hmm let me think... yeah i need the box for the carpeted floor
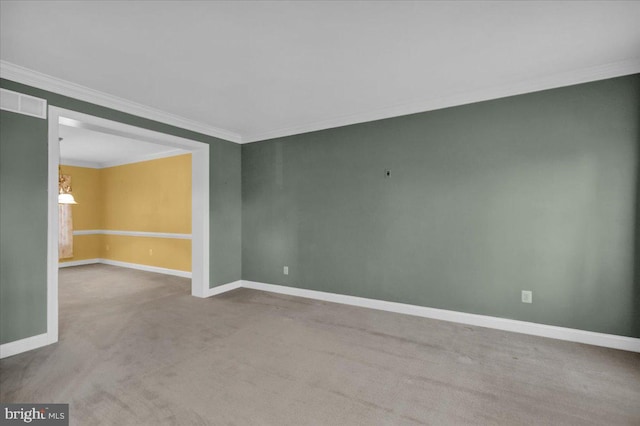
[1,264,639,425]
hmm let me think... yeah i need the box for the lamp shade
[58,193,78,204]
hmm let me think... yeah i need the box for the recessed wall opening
[47,107,210,344]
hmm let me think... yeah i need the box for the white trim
[59,158,102,169]
[72,230,99,235]
[99,259,191,278]
[99,149,188,168]
[241,58,640,143]
[47,111,60,345]
[72,230,192,239]
[2,60,242,143]
[47,106,210,350]
[4,59,639,144]
[0,276,240,358]
[203,280,243,297]
[57,258,189,277]
[58,258,100,268]
[0,333,54,359]
[190,141,210,297]
[238,281,640,353]
[55,109,210,151]
[60,148,188,169]
[8,274,636,359]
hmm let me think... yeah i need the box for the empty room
[0,1,639,425]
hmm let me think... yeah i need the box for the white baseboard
[58,258,191,278]
[99,259,191,278]
[8,277,637,359]
[3,260,192,358]
[58,258,101,268]
[1,278,241,357]
[0,333,55,359]
[202,280,243,298]
[237,280,640,353]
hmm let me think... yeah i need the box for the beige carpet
[1,264,639,425]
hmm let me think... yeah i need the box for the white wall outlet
[283,266,289,275]
[521,290,532,304]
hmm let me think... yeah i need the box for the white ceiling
[2,1,640,143]
[59,124,186,168]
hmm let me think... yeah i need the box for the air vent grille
[0,88,47,119]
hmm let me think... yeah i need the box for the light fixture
[58,192,77,204]
[58,166,78,205]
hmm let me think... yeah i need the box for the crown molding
[241,58,640,143]
[60,148,188,169]
[60,158,101,168]
[99,148,187,168]
[0,61,242,143]
[3,58,639,145]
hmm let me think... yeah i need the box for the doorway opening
[47,107,210,344]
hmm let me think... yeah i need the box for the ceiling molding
[60,158,100,168]
[241,58,640,143]
[3,58,639,145]
[99,148,187,168]
[0,60,242,144]
[61,148,187,169]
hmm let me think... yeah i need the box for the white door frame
[47,106,210,344]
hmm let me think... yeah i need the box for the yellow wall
[102,154,191,233]
[66,234,102,261]
[59,154,192,272]
[102,235,191,272]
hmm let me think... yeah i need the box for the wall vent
[0,88,47,119]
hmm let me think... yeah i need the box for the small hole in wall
[385,169,391,177]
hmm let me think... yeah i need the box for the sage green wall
[0,79,242,345]
[0,111,49,343]
[242,75,640,338]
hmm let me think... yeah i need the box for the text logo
[1,404,68,425]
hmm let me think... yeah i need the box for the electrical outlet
[283,266,289,275]
[149,249,153,256]
[521,290,532,304]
